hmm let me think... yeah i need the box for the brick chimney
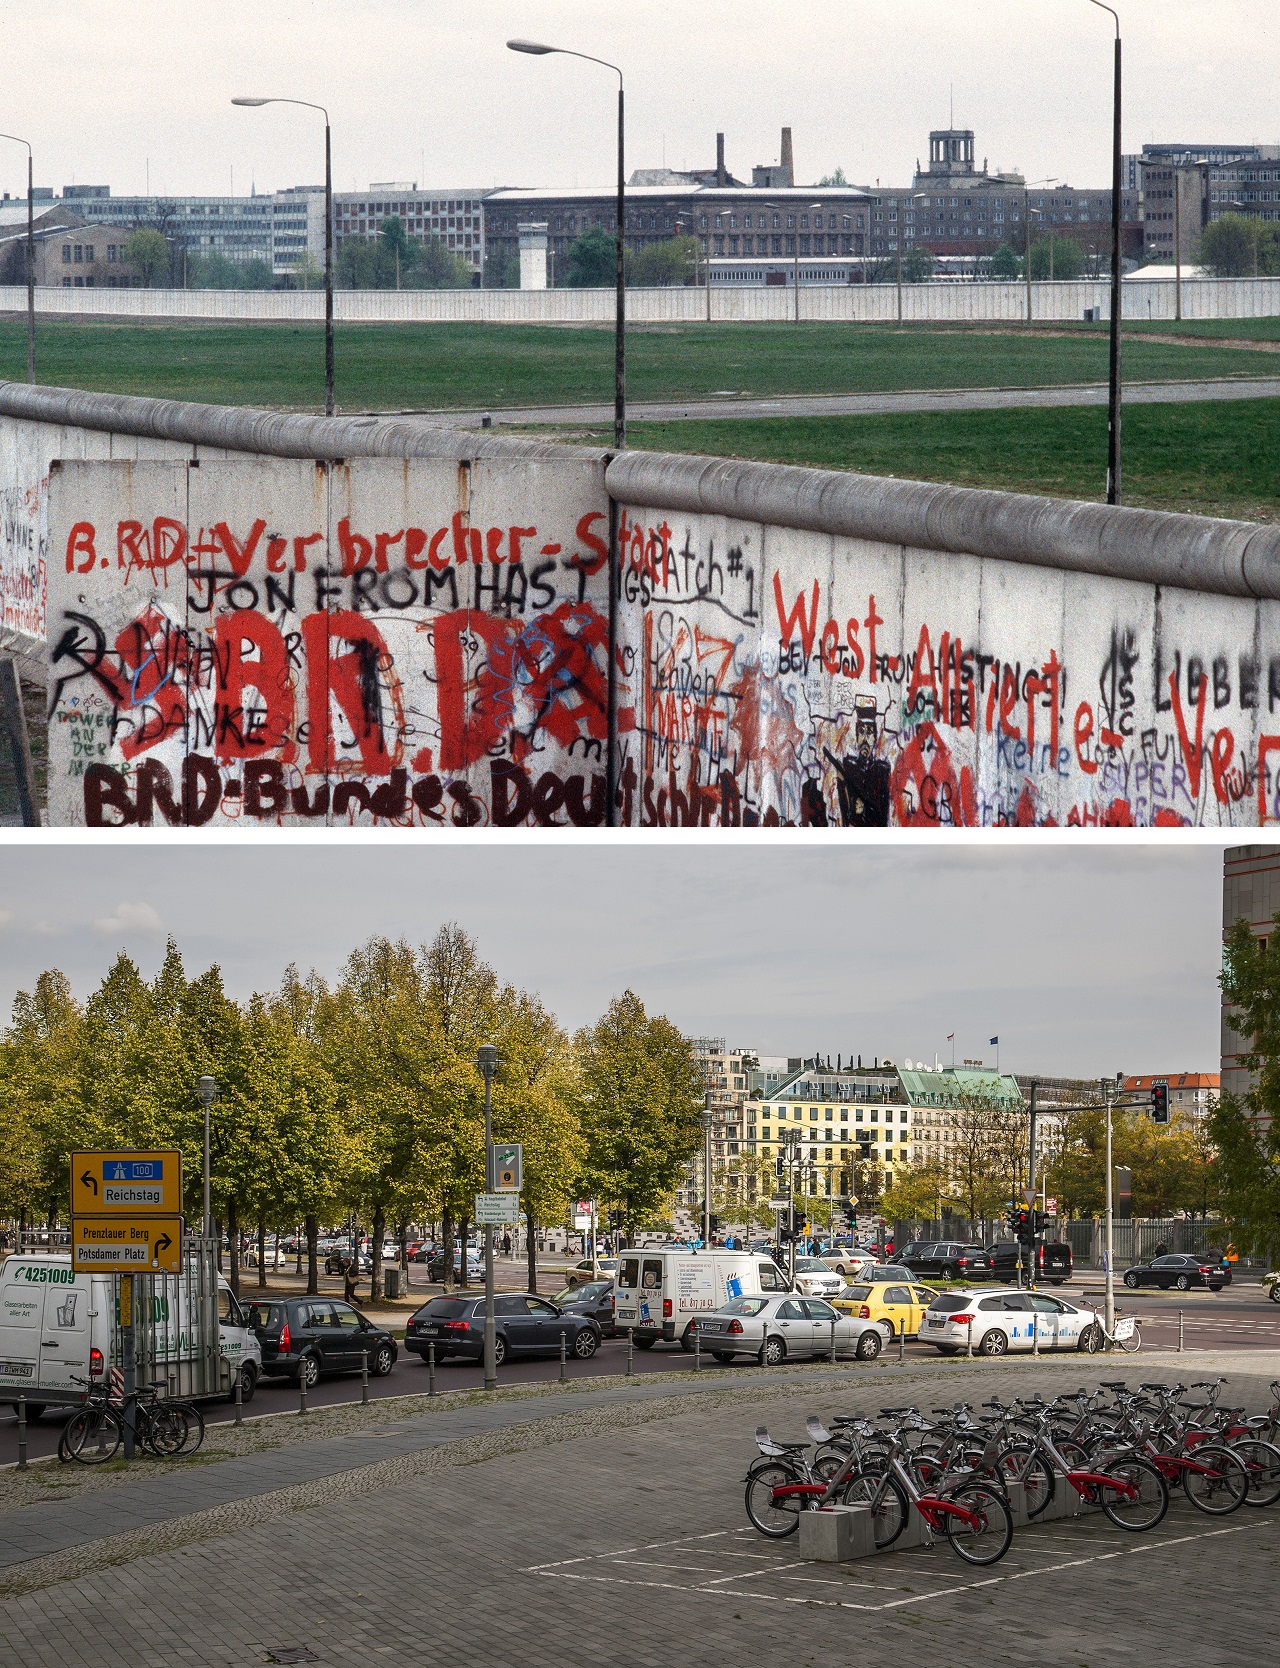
[716,132,727,187]
[780,126,794,186]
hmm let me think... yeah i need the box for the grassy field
[1118,317,1280,342]
[2,317,1279,412]
[556,397,1280,521]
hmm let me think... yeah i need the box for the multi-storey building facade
[751,1062,911,1204]
[1222,846,1280,1109]
[684,1038,757,1211]
[332,185,486,276]
[1124,1073,1219,1117]
[55,184,327,278]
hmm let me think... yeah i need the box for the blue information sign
[104,1159,164,1181]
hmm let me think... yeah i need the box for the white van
[0,1253,262,1414]
[614,1247,793,1349]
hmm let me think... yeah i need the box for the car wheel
[1077,1324,1100,1354]
[856,1329,882,1360]
[229,1362,257,1403]
[679,1326,697,1353]
[979,1328,1008,1357]
[1269,1285,1280,1304]
[1051,1280,1066,1287]
[633,1335,658,1349]
[759,1335,786,1367]
[297,1353,320,1388]
[936,1345,960,1356]
[371,1343,394,1377]
[14,1402,45,1419]
[492,1335,507,1367]
[711,1351,735,1363]
[881,1318,895,1337]
[1176,1274,1191,1291]
[573,1328,599,1360]
[1123,1271,1140,1289]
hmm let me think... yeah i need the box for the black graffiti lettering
[379,569,418,610]
[351,567,380,611]
[1187,656,1205,707]
[1240,657,1260,711]
[313,568,344,611]
[1213,656,1231,710]
[503,563,528,615]
[473,565,502,610]
[264,573,296,615]
[530,560,557,610]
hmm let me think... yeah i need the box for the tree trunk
[227,1198,241,1296]
[257,1214,268,1289]
[370,1204,386,1302]
[525,1212,538,1294]
[215,1216,224,1273]
[398,1217,410,1287]
[457,1215,471,1287]
[305,1213,319,1296]
[441,1208,455,1292]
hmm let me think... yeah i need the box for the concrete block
[893,1502,935,1550]
[798,1504,877,1562]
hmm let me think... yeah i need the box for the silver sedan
[692,1295,891,1366]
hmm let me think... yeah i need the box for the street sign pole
[477,1045,498,1392]
[120,1273,136,1461]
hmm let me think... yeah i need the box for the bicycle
[61,1377,194,1465]
[992,1399,1170,1531]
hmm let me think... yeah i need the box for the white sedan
[920,1288,1105,1356]
[692,1295,891,1365]
[791,1257,848,1298]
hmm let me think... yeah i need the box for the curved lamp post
[477,1044,499,1390]
[232,97,333,416]
[0,133,35,381]
[508,40,626,827]
[196,1075,218,1238]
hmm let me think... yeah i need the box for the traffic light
[775,1154,786,1179]
[709,1215,721,1235]
[1010,1208,1035,1246]
[1151,1080,1170,1124]
[1034,1210,1048,1236]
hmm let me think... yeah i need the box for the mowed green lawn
[1,317,1278,411]
[566,398,1280,521]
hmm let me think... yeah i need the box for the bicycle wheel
[1099,1457,1169,1531]
[839,1470,909,1548]
[172,1400,206,1455]
[1181,1445,1249,1516]
[63,1405,122,1465]
[145,1404,192,1456]
[994,1441,1055,1518]
[1118,1325,1142,1355]
[745,1463,806,1538]
[944,1481,1014,1567]
[1229,1438,1280,1508]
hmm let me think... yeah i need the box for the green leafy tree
[989,242,1022,279]
[901,244,935,284]
[1197,214,1275,277]
[1209,915,1280,1258]
[484,250,520,288]
[818,167,849,186]
[1030,236,1085,279]
[575,991,704,1235]
[189,252,244,290]
[881,1156,957,1223]
[290,250,323,290]
[565,226,616,287]
[238,257,276,290]
[124,228,170,287]
[629,235,699,287]
[408,235,473,289]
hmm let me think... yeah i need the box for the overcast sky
[0,2,1273,202]
[0,841,1231,1078]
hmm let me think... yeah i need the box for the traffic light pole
[1027,1081,1039,1289]
[1103,1077,1116,1334]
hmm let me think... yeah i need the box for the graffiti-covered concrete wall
[608,453,1280,827]
[8,381,1280,828]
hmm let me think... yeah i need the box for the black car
[985,1241,1072,1285]
[552,1279,617,1338]
[246,1297,398,1386]
[1123,1253,1231,1292]
[404,1293,601,1366]
[890,1241,993,1280]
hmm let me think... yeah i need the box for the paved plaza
[0,1349,1275,1668]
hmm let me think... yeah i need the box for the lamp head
[197,1074,218,1103]
[477,1043,499,1074]
[231,98,271,107]
[507,39,555,54]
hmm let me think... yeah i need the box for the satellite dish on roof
[904,1058,913,1070]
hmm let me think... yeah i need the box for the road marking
[525,1518,1269,1610]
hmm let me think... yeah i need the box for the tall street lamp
[509,39,626,831]
[477,1043,499,1391]
[0,134,35,382]
[232,97,333,417]
[1090,0,1124,504]
[508,40,625,447]
[674,212,711,322]
[196,1075,218,1238]
[701,1097,714,1248]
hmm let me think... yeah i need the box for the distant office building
[1124,1073,1219,1117]
[1222,846,1280,1110]
[332,186,487,276]
[29,223,146,288]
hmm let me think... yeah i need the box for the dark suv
[405,1293,601,1367]
[985,1241,1072,1285]
[246,1297,398,1387]
[890,1242,993,1280]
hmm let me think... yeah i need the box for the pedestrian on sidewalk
[343,1256,359,1305]
[502,1231,511,1258]
[1154,1239,1168,1259]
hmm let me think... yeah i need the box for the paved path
[395,375,1280,429]
[0,1349,1275,1668]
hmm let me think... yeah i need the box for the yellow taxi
[833,1279,939,1338]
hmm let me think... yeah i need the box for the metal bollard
[830,1318,838,1363]
[234,1370,243,1427]
[898,1324,905,1364]
[299,1373,309,1416]
[694,1325,702,1371]
[966,1317,974,1360]
[16,1395,27,1472]
[361,1350,370,1405]
[559,1330,568,1382]
[428,1341,437,1397]
[1033,1321,1040,1359]
[1178,1310,1184,1352]
[627,1328,635,1377]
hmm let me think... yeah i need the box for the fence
[2,275,1279,325]
[1060,1218,1269,1272]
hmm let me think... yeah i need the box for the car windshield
[418,1297,469,1319]
[721,1297,769,1315]
[843,1285,872,1300]
[795,1258,827,1271]
[246,1303,276,1329]
[928,1293,976,1313]
[553,1282,609,1302]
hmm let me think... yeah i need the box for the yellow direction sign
[71,1216,184,1274]
[71,1150,182,1216]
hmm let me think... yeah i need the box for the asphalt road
[2,1274,1276,1468]
[394,374,1280,428]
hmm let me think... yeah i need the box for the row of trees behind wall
[0,925,705,1300]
